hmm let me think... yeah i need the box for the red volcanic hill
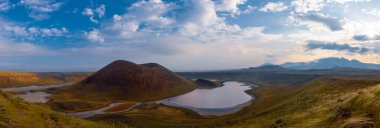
[67,60,197,101]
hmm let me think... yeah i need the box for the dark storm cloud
[306,40,370,54]
[352,35,380,41]
[299,13,344,31]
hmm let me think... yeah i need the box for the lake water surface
[157,81,255,115]
[17,91,52,103]
[1,83,74,92]
[67,102,141,118]
[1,83,74,103]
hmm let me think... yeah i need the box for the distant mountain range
[280,57,380,70]
[244,65,291,72]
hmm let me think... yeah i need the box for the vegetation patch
[88,76,380,128]
[104,103,135,113]
[0,91,113,128]
[47,100,108,112]
[195,79,222,88]
[0,71,90,88]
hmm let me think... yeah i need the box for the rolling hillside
[88,77,380,128]
[231,77,380,127]
[2,61,380,127]
[0,71,91,88]
[0,91,114,128]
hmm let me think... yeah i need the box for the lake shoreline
[1,81,257,118]
[153,81,256,116]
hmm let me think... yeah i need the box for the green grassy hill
[235,77,380,127]
[0,91,118,128]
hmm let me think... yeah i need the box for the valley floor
[1,71,380,128]
[86,77,380,128]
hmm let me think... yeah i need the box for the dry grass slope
[0,91,121,128]
[0,71,90,88]
[233,78,380,128]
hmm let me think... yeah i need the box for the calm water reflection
[17,91,51,103]
[1,83,73,103]
[158,81,256,115]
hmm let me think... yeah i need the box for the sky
[0,0,380,72]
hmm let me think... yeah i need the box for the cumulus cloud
[82,4,106,23]
[306,40,370,54]
[101,0,175,39]
[327,0,372,4]
[1,25,68,39]
[99,0,264,42]
[259,2,288,12]
[179,0,227,35]
[362,8,380,17]
[297,13,344,31]
[0,18,69,43]
[291,0,325,14]
[1,0,379,71]
[76,0,290,69]
[82,8,94,16]
[40,27,68,36]
[0,0,10,11]
[215,0,247,14]
[240,5,256,14]
[85,29,104,43]
[291,0,371,14]
[20,0,63,20]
